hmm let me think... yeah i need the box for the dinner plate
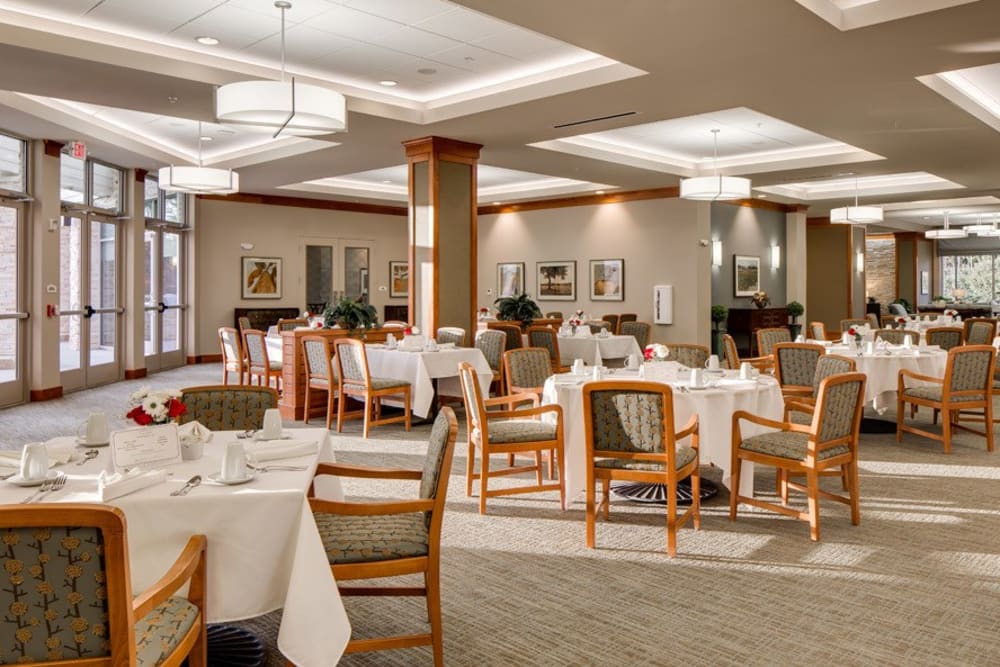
[76,437,110,447]
[6,470,61,487]
[252,431,292,442]
[687,385,710,391]
[208,472,256,486]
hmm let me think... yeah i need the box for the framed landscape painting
[389,261,408,298]
[242,257,281,299]
[590,258,624,301]
[497,262,525,297]
[734,255,760,297]
[537,261,576,301]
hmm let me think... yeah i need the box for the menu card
[110,423,183,472]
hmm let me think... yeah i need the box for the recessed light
[382,180,392,184]
[379,80,398,87]
[492,201,501,206]
[417,68,437,75]
[200,136,213,142]
[758,194,767,198]
[167,96,178,104]
[195,36,219,46]
[595,190,605,195]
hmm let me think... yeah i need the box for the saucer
[6,470,61,487]
[687,384,710,391]
[76,437,110,447]
[252,431,292,442]
[208,472,255,486]
[705,369,725,375]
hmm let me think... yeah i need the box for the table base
[611,480,719,505]
[207,624,266,667]
[860,417,897,434]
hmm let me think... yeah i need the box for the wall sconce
[770,244,780,270]
[712,240,722,267]
[856,251,864,273]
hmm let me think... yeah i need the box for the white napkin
[98,468,169,501]
[0,440,77,469]
[177,420,212,444]
[247,440,318,462]
[437,342,456,349]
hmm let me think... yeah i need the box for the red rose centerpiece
[127,387,186,426]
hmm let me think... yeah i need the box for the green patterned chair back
[219,326,242,364]
[302,335,334,381]
[436,327,466,347]
[601,314,620,334]
[620,321,650,348]
[488,323,523,353]
[756,328,791,356]
[585,387,667,454]
[504,347,552,393]
[527,327,560,368]
[179,385,279,430]
[334,338,369,386]
[588,321,612,335]
[238,316,251,332]
[946,345,995,394]
[840,318,869,332]
[774,343,824,389]
[874,328,919,346]
[475,330,506,371]
[277,318,308,331]
[243,329,269,367]
[458,362,486,436]
[721,334,740,370]
[812,355,856,397]
[670,344,709,369]
[812,373,865,445]
[964,319,996,346]
[809,321,827,341]
[926,326,963,350]
[619,313,637,326]
[419,409,459,529]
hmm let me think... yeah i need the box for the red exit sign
[68,141,87,160]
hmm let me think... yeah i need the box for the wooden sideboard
[727,307,789,356]
[234,307,300,331]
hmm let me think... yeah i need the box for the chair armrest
[781,387,813,397]
[133,534,207,621]
[313,462,422,480]
[898,369,943,386]
[674,413,699,443]
[732,410,811,434]
[309,498,434,516]
[484,392,539,409]
[486,403,562,422]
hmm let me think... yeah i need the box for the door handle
[158,302,168,314]
[83,305,96,319]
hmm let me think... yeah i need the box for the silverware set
[247,463,307,473]
[76,449,100,465]
[171,475,202,496]
[21,475,67,504]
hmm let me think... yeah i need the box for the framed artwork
[241,257,281,299]
[590,258,624,301]
[389,261,408,298]
[536,261,576,301]
[921,270,929,295]
[733,255,760,297]
[497,262,525,297]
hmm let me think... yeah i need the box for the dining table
[0,427,349,667]
[541,361,784,499]
[556,332,642,366]
[822,343,948,412]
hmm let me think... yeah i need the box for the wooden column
[402,136,482,338]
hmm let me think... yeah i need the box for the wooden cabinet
[727,307,789,356]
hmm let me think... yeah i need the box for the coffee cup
[20,442,48,482]
[260,408,283,440]
[739,362,753,380]
[181,440,204,461]
[626,354,640,370]
[572,358,585,375]
[690,368,705,388]
[77,411,109,444]
[705,354,720,371]
[221,442,247,482]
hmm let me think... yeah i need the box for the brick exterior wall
[866,236,896,316]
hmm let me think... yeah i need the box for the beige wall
[479,197,712,345]
[191,198,408,355]
[807,224,850,331]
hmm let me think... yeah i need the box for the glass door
[0,202,27,406]
[144,227,185,371]
[59,214,123,391]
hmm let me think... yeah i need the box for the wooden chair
[503,347,552,398]
[783,355,858,421]
[309,408,458,666]
[544,311,564,319]
[458,363,565,514]
[874,328,919,346]
[601,314,620,335]
[808,321,828,341]
[619,321,651,349]
[618,313,638,333]
[527,325,569,373]
[436,326,466,347]
[218,326,246,385]
[0,504,207,665]
[238,315,252,333]
[588,321,613,335]
[881,314,901,327]
[487,322,523,356]
[773,342,826,399]
[731,372,867,541]
[475,329,506,395]
[756,327,791,356]
[963,318,997,345]
[721,333,770,371]
[669,343,709,369]
[925,326,964,350]
[276,317,308,331]
[896,345,995,454]
[179,385,278,431]
[334,338,411,438]
[243,328,282,393]
[840,318,869,332]
[302,335,339,429]
[582,381,700,557]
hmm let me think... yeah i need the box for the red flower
[848,327,857,336]
[312,321,323,328]
[404,326,413,335]
[127,406,153,426]
[166,398,187,418]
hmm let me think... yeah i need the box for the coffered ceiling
[1,0,1000,232]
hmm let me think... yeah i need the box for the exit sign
[69,141,86,160]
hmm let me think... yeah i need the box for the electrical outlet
[378,285,387,291]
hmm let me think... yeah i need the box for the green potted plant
[494,293,542,328]
[710,304,728,356]
[786,300,804,340]
[323,297,379,336]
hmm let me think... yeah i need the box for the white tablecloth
[825,345,949,411]
[0,429,349,667]
[557,334,642,366]
[266,334,283,363]
[365,345,493,417]
[542,362,784,499]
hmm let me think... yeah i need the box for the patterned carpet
[4,365,1000,665]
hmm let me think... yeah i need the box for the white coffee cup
[592,366,603,381]
[626,354,640,369]
[705,354,720,371]
[386,333,396,349]
[260,408,283,440]
[572,358,585,375]
[77,411,109,444]
[221,442,247,482]
[690,368,705,388]
[740,362,753,380]
[20,442,48,481]
[181,440,204,461]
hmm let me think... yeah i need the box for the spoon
[76,449,99,466]
[171,475,202,496]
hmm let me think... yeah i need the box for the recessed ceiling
[795,0,981,30]
[919,61,1000,136]
[755,172,964,201]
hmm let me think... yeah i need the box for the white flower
[142,396,168,421]
[129,386,150,403]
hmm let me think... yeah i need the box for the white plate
[687,384,710,391]
[76,437,110,447]
[252,431,292,442]
[6,470,62,487]
[208,472,256,486]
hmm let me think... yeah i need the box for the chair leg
[848,461,861,526]
[303,384,311,424]
[425,568,444,667]
[806,469,820,541]
[479,453,489,515]
[466,441,475,497]
[557,446,566,511]
[666,478,678,558]
[534,451,543,485]
[942,409,952,454]
[602,480,610,520]
[336,391,346,433]
[586,477,596,548]
[363,396,372,438]
[691,470,701,530]
[986,401,995,452]
[729,456,742,520]
[404,388,412,432]
[896,396,904,443]
[325,389,335,431]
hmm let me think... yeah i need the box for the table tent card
[110,423,183,472]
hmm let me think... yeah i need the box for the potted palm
[786,301,804,340]
[494,293,542,329]
[323,297,378,336]
[710,304,728,356]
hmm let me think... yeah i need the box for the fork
[248,463,307,473]
[21,475,65,504]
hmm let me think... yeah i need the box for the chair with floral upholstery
[474,329,506,395]
[756,327,791,356]
[179,385,278,431]
[527,326,569,373]
[276,318,308,331]
[334,338,411,438]
[925,326,964,350]
[896,344,995,454]
[963,318,997,345]
[809,321,828,341]
[619,321,651,349]
[545,311,564,319]
[840,318,869,332]
[503,347,552,397]
[458,363,565,514]
[783,355,858,422]
[301,335,339,429]
[309,408,458,666]
[668,343,710,369]
[0,503,207,666]
[218,326,246,385]
[487,322,523,355]
[773,342,826,399]
[873,328,919,346]
[243,329,282,393]
[721,334,771,372]
[731,372,867,541]
[582,381,700,557]
[435,327,466,347]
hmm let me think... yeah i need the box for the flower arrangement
[847,327,863,354]
[644,343,669,361]
[750,291,770,309]
[404,326,419,336]
[944,308,959,317]
[127,387,186,426]
[478,307,491,321]
[567,309,586,327]
[896,316,907,327]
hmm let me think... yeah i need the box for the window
[143,176,186,226]
[940,254,996,302]
[144,177,160,219]
[60,154,85,204]
[60,155,125,214]
[0,133,27,195]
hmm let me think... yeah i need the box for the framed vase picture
[389,261,408,298]
[242,257,282,299]
[497,262,525,297]
[590,258,624,301]
[733,255,760,297]
[536,261,576,301]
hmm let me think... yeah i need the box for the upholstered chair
[218,326,246,385]
[436,326,466,347]
[243,328,282,392]
[721,333,771,372]
[808,321,828,341]
[783,355,858,422]
[840,318,869,332]
[545,311,564,319]
[963,318,997,346]
[503,347,553,398]
[772,342,826,399]
[619,321,651,349]
[874,328,919,346]
[897,345,995,454]
[487,322,523,355]
[527,326,569,373]
[334,338,411,438]
[179,385,278,431]
[475,329,506,394]
[301,335,339,429]
[276,318,308,331]
[756,327,791,356]
[0,504,207,666]
[731,372,867,541]
[582,381,700,557]
[238,315,252,333]
[588,321,613,335]
[925,326,964,350]
[309,408,459,666]
[600,314,620,335]
[618,313,638,332]
[669,343,710,370]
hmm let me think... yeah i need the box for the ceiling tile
[170,4,280,49]
[227,0,334,23]
[250,24,355,63]
[307,5,405,40]
[87,0,228,35]
[426,44,517,74]
[366,26,460,59]
[474,27,578,61]
[337,0,455,26]
[413,6,510,42]
[4,0,98,17]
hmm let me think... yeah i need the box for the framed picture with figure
[590,259,624,301]
[242,257,281,299]
[497,262,525,297]
[734,255,760,297]
[389,261,408,298]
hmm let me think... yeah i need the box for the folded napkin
[247,440,318,463]
[0,440,77,469]
[98,468,169,502]
[437,342,456,349]
[177,420,212,444]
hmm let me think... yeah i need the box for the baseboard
[186,354,223,364]
[30,386,63,401]
[124,368,148,379]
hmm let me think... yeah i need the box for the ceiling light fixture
[679,129,751,201]
[196,36,219,46]
[830,175,883,224]
[215,1,346,138]
[158,121,239,195]
[925,211,967,239]
[968,213,1000,237]
[379,80,398,87]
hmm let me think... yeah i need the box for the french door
[0,202,27,406]
[144,227,186,372]
[59,213,123,391]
